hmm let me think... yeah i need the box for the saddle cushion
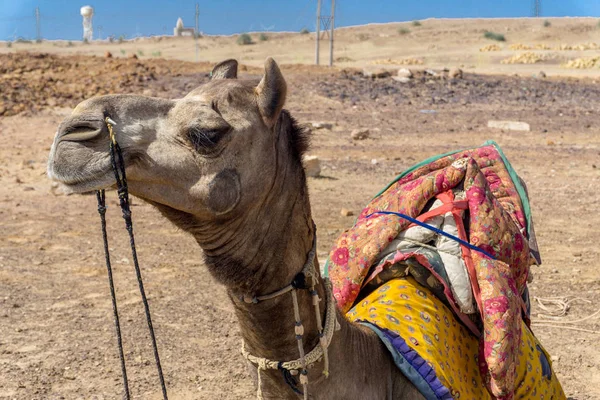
[326,141,546,397]
[347,277,566,400]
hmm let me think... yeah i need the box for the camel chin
[49,171,116,195]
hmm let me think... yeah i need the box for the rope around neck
[240,230,340,400]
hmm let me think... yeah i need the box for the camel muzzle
[57,118,104,143]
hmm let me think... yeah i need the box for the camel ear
[211,59,238,79]
[256,57,287,128]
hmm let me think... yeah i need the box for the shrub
[543,20,551,27]
[83,38,89,44]
[237,33,252,45]
[484,31,506,42]
[35,38,42,43]
[118,35,125,44]
[597,20,600,29]
[398,27,410,35]
[108,36,114,43]
[412,20,422,27]
[300,28,310,35]
[259,33,268,41]
[137,50,144,56]
[120,49,126,55]
[152,51,162,57]
[67,41,74,47]
[15,37,32,44]
[6,41,12,48]
[357,33,370,41]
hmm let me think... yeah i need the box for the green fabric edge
[482,140,532,235]
[323,141,531,278]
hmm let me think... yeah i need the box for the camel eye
[187,125,229,152]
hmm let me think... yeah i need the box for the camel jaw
[47,169,116,195]
[47,146,115,195]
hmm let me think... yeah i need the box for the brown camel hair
[47,58,425,399]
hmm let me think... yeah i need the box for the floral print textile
[327,143,559,398]
[347,277,565,400]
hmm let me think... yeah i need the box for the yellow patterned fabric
[347,277,566,400]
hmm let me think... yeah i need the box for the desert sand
[1,17,600,399]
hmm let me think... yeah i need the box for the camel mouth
[48,167,116,194]
[47,136,116,194]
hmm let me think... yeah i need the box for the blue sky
[1,0,599,41]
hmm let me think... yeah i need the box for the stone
[538,71,547,78]
[487,120,531,132]
[449,68,463,79]
[311,122,333,130]
[104,51,113,58]
[303,155,321,177]
[362,67,391,79]
[397,68,413,78]
[392,76,411,83]
[371,159,378,165]
[351,128,370,140]
[340,208,354,217]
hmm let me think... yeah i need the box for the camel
[47,58,424,399]
[47,58,564,399]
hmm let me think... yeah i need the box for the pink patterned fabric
[327,144,533,399]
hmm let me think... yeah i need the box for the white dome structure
[80,5,94,41]
[173,17,196,37]
[80,6,94,17]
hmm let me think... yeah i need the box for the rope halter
[239,228,340,400]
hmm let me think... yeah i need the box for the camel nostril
[60,125,103,142]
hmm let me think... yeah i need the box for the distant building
[173,18,196,37]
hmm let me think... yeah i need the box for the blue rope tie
[365,210,496,259]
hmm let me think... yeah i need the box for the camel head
[48,58,311,287]
[48,58,311,288]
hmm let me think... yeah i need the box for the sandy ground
[2,17,600,77]
[1,18,600,400]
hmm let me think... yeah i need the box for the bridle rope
[95,117,335,400]
[239,228,340,400]
[95,117,168,400]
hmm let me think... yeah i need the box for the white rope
[291,288,309,399]
[241,279,338,399]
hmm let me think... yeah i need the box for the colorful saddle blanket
[346,277,565,400]
[325,142,565,399]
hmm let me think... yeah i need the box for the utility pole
[329,0,335,67]
[35,7,41,42]
[533,0,541,17]
[315,0,322,65]
[195,3,199,62]
[315,0,335,66]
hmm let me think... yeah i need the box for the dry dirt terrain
[1,22,600,400]
[3,17,600,77]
